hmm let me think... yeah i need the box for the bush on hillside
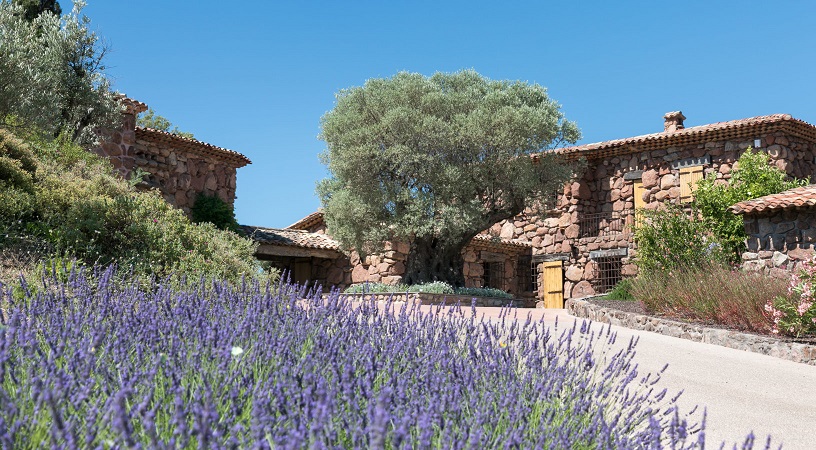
[191,193,241,232]
[0,128,270,285]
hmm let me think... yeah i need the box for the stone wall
[301,239,529,296]
[493,131,816,299]
[132,136,238,215]
[567,298,816,365]
[94,107,245,216]
[741,209,816,276]
[95,108,139,180]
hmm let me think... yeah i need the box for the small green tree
[191,193,241,232]
[318,70,580,285]
[137,108,195,139]
[693,148,807,261]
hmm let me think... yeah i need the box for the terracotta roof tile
[116,95,148,114]
[730,184,816,215]
[471,234,532,251]
[549,114,816,160]
[242,225,341,251]
[136,127,251,168]
[287,211,325,230]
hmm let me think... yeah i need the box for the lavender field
[0,266,766,448]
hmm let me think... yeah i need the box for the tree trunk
[402,236,467,287]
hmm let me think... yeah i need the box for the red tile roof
[136,127,251,168]
[471,234,532,252]
[242,225,342,251]
[117,95,148,114]
[550,114,816,160]
[730,184,816,215]
[287,211,325,230]
[284,211,530,252]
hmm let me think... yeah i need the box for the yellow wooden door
[542,261,564,309]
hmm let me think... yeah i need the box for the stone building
[243,212,535,297]
[93,97,251,215]
[490,112,816,306]
[730,184,816,276]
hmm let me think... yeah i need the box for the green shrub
[605,278,634,301]
[0,129,37,222]
[455,287,512,298]
[407,281,455,294]
[344,281,514,298]
[0,128,271,286]
[343,282,410,294]
[191,193,241,232]
[693,148,807,262]
[634,204,727,274]
[344,281,456,295]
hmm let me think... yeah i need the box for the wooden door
[541,261,564,309]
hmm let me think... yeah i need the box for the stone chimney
[663,111,686,133]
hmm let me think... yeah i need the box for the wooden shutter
[679,166,704,202]
[541,261,564,309]
[633,179,646,227]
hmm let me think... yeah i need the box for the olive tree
[0,0,119,144]
[318,70,580,286]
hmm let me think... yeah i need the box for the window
[679,166,704,202]
[517,255,534,293]
[483,261,504,290]
[578,210,632,238]
[592,256,622,294]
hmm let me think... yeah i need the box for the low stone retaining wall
[338,293,536,308]
[567,298,816,365]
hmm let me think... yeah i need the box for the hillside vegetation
[0,128,267,286]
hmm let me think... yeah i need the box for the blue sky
[82,1,816,228]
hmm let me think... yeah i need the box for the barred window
[592,256,622,294]
[483,261,504,290]
[517,255,534,293]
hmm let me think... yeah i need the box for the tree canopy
[13,0,61,21]
[137,108,195,139]
[0,0,119,144]
[318,70,580,285]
